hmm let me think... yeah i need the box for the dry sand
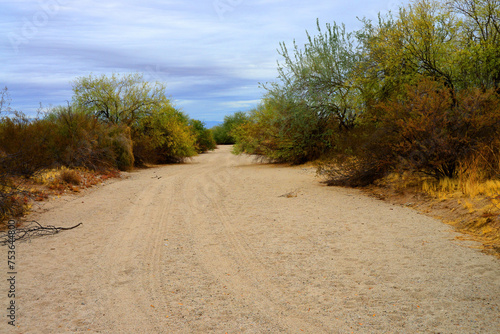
[1,145,499,333]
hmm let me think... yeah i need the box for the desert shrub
[47,107,110,169]
[109,126,134,170]
[189,119,216,153]
[46,106,134,171]
[0,194,28,227]
[58,169,81,185]
[376,79,500,178]
[233,94,336,164]
[324,78,500,185]
[467,140,500,180]
[0,174,29,226]
[0,114,55,225]
[132,106,197,165]
[453,92,500,180]
[319,158,389,187]
[212,112,249,145]
[0,106,134,174]
[0,115,55,176]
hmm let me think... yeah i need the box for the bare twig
[0,221,82,245]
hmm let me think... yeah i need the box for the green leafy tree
[272,19,362,130]
[189,119,216,153]
[72,73,198,164]
[359,0,499,96]
[359,0,459,102]
[233,20,363,163]
[211,111,249,145]
[132,105,197,164]
[72,73,169,126]
[451,0,500,91]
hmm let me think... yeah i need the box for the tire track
[181,157,331,333]
[94,167,183,332]
[139,171,182,331]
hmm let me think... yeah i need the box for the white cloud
[220,99,262,110]
[1,0,408,120]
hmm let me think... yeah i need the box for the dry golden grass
[421,177,500,199]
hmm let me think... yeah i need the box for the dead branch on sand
[0,221,82,245]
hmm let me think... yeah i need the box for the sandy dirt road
[1,145,499,333]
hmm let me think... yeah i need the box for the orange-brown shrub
[382,79,500,178]
[325,78,500,186]
[0,116,55,176]
[58,169,82,185]
[46,107,134,171]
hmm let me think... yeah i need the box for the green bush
[212,111,249,145]
[132,105,197,165]
[189,119,216,153]
[232,94,335,164]
[72,73,201,165]
[109,126,134,171]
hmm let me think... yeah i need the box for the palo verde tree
[236,20,364,163]
[358,0,460,102]
[451,0,500,91]
[359,0,500,98]
[272,19,363,131]
[72,73,198,164]
[72,73,169,126]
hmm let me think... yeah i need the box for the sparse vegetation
[0,73,214,226]
[58,169,82,186]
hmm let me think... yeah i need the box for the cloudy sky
[1,0,403,125]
